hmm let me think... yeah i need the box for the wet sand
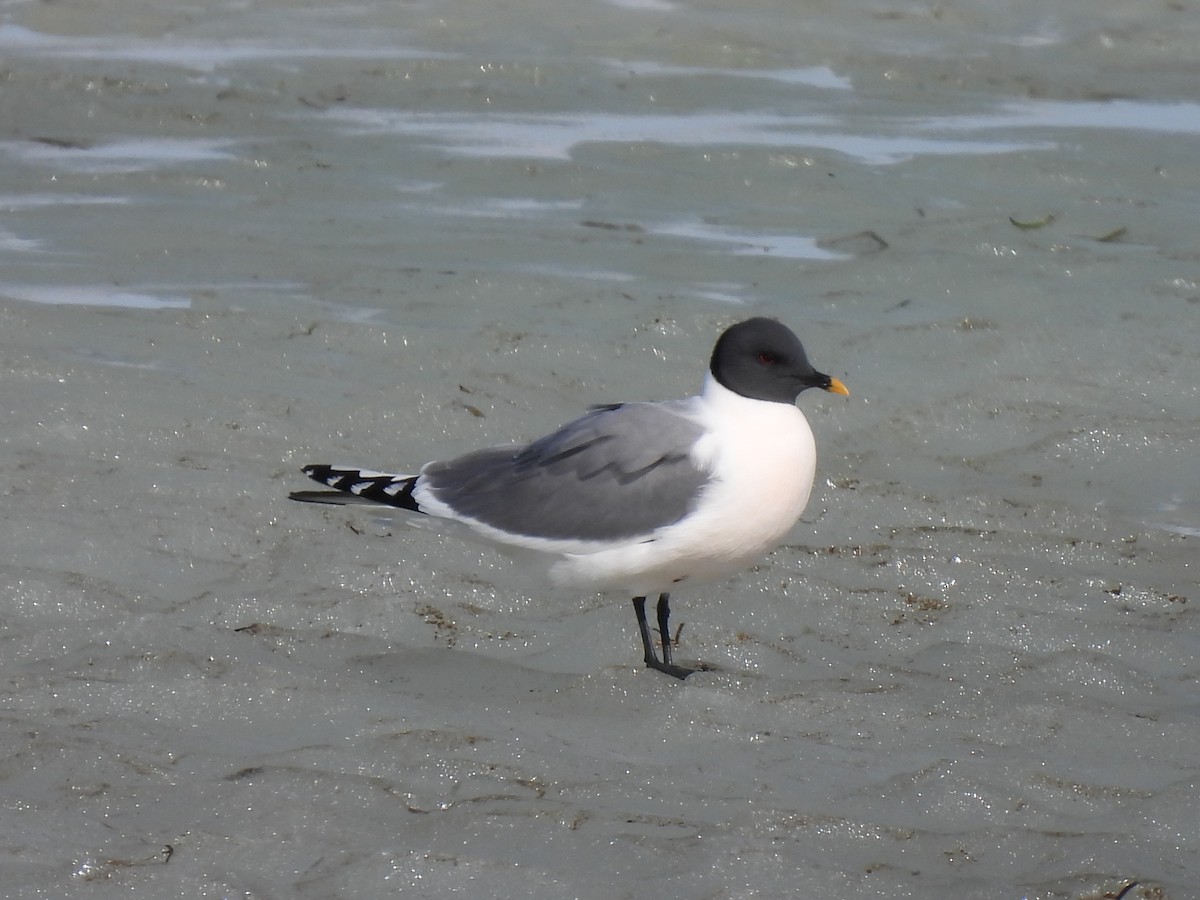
[1,1,1196,897]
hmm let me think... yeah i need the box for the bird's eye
[758,351,778,365]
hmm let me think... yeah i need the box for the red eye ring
[758,352,778,365]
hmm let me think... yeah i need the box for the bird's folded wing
[418,401,710,542]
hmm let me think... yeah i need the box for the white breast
[673,376,817,562]
[551,374,818,596]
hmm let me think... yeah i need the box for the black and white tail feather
[290,464,421,511]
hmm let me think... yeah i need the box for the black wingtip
[289,489,353,505]
[293,462,348,504]
[293,464,422,512]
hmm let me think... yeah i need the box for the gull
[290,317,848,678]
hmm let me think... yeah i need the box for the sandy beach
[1,0,1197,897]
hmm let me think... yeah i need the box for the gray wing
[420,401,710,542]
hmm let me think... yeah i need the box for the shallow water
[1,0,1197,897]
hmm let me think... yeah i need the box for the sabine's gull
[290,317,848,678]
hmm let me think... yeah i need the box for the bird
[290,317,848,679]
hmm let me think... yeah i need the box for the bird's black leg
[631,594,695,680]
[656,593,676,666]
[632,596,656,666]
